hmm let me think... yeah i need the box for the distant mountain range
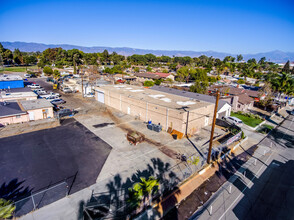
[1,41,294,63]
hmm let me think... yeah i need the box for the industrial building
[96,85,215,135]
[0,74,24,89]
[0,87,37,102]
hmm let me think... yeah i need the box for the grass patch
[2,66,38,72]
[231,112,264,128]
[257,124,274,134]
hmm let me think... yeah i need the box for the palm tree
[0,199,15,219]
[127,176,159,212]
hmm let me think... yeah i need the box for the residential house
[19,99,54,121]
[0,102,28,125]
[151,86,231,118]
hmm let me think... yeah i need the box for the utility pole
[207,91,220,164]
[81,67,84,98]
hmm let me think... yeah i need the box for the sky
[0,0,294,54]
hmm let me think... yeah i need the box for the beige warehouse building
[96,85,215,135]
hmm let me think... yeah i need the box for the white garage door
[29,111,35,121]
[97,91,104,103]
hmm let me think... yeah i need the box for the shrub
[144,80,154,87]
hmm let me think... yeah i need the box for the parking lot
[0,118,112,203]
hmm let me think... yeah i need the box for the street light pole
[207,91,220,164]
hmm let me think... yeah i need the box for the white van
[224,116,243,126]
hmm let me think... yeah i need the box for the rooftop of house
[209,86,263,98]
[0,74,23,81]
[0,102,27,118]
[147,72,171,78]
[0,87,31,93]
[151,85,230,111]
[238,93,255,105]
[0,90,37,99]
[134,72,161,79]
[96,85,214,112]
[19,99,53,110]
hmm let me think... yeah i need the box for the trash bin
[172,134,177,140]
[147,124,153,130]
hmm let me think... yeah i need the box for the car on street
[224,116,243,126]
[28,84,41,89]
[290,110,294,115]
[40,92,60,99]
[24,74,31,78]
[35,90,47,95]
[62,87,72,93]
[50,99,66,105]
[45,95,60,100]
[57,109,75,118]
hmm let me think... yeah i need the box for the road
[191,113,294,220]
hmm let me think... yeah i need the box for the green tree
[127,176,159,210]
[0,198,15,219]
[43,66,53,75]
[237,54,243,62]
[13,48,23,65]
[282,60,290,73]
[237,79,245,84]
[177,66,191,82]
[154,79,162,85]
[134,67,140,73]
[146,66,152,72]
[53,69,60,78]
[190,80,208,94]
[258,57,266,65]
[143,80,154,87]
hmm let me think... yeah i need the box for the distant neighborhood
[0,43,294,220]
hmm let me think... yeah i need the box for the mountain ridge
[1,41,294,63]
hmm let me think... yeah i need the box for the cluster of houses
[0,76,54,126]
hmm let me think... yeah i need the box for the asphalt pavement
[0,118,112,216]
[190,114,294,220]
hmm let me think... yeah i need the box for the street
[191,114,294,220]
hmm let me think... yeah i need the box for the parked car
[33,88,45,93]
[45,95,60,100]
[224,116,243,126]
[40,92,60,99]
[290,110,294,115]
[57,109,75,118]
[28,84,41,89]
[63,87,72,93]
[36,90,47,95]
[24,81,33,86]
[24,74,31,78]
[50,99,66,105]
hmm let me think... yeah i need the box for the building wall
[97,88,214,135]
[0,114,29,125]
[0,80,24,89]
[27,107,54,121]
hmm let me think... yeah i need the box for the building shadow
[232,160,294,220]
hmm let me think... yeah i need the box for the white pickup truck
[40,92,60,99]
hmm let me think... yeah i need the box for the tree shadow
[0,178,31,201]
[0,178,32,217]
[82,158,182,219]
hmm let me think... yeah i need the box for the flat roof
[0,102,26,118]
[0,74,23,81]
[151,86,230,111]
[0,91,37,99]
[96,85,213,111]
[20,99,53,110]
[0,87,31,93]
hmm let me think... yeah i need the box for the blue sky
[0,0,293,53]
